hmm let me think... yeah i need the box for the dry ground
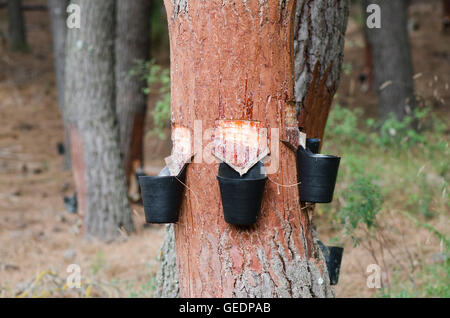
[0,1,448,297]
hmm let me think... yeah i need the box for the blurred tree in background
[363,0,416,124]
[48,0,70,168]
[115,0,151,185]
[7,0,28,52]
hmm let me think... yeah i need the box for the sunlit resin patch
[212,120,269,176]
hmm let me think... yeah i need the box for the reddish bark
[164,0,331,297]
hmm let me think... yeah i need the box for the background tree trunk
[48,0,71,169]
[156,0,349,298]
[115,0,151,183]
[443,0,450,31]
[155,224,179,298]
[365,0,416,122]
[155,0,345,298]
[294,0,348,298]
[65,0,134,242]
[7,0,28,52]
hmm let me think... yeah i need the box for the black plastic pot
[135,170,147,194]
[306,138,321,154]
[217,161,267,225]
[296,145,340,203]
[135,170,147,184]
[318,241,344,285]
[138,166,186,224]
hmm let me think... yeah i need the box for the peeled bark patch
[212,120,269,176]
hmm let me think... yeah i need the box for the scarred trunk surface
[7,0,28,52]
[156,0,348,298]
[156,224,180,298]
[65,0,134,241]
[162,0,336,298]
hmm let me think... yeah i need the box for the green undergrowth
[319,103,449,297]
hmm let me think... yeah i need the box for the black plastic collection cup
[217,161,267,225]
[297,144,340,203]
[318,241,344,285]
[138,166,186,224]
[135,170,147,185]
[306,138,321,154]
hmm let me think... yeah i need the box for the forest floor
[0,1,448,297]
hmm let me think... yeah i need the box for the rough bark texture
[115,0,151,182]
[294,0,348,141]
[291,0,348,287]
[7,0,28,52]
[156,0,348,298]
[445,0,450,16]
[48,0,71,169]
[365,0,416,122]
[65,0,134,242]
[155,225,180,298]
[155,0,341,298]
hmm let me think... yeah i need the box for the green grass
[378,259,449,298]
[323,104,449,222]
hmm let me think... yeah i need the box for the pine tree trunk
[156,0,348,298]
[48,0,71,169]
[7,0,28,52]
[153,0,350,298]
[65,0,134,242]
[115,0,151,182]
[360,0,374,90]
[365,0,416,122]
